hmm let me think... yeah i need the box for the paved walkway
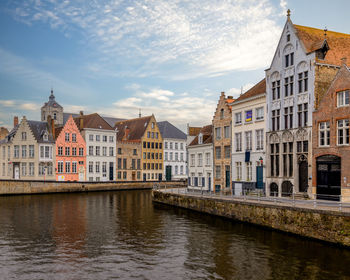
[157,188,350,214]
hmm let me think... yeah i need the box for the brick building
[212,92,235,192]
[265,11,350,197]
[114,115,163,181]
[312,63,350,202]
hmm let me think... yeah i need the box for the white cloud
[280,0,288,15]
[20,103,40,111]
[0,100,16,107]
[9,0,286,79]
[137,89,174,101]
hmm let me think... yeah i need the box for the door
[109,162,114,181]
[225,165,230,188]
[14,165,19,180]
[298,160,308,192]
[316,155,341,201]
[143,173,147,181]
[207,174,211,191]
[256,166,263,189]
[165,166,172,181]
[132,172,136,181]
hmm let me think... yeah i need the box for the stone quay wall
[152,190,350,247]
[0,180,186,196]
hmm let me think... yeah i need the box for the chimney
[80,111,84,116]
[14,116,18,127]
[79,117,84,130]
[221,91,225,96]
[341,57,347,65]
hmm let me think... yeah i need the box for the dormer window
[198,133,203,144]
[43,132,48,141]
[285,52,294,67]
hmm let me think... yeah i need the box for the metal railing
[159,187,350,212]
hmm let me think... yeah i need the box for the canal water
[0,190,349,280]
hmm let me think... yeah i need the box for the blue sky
[0,0,350,132]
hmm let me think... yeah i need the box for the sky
[0,0,350,132]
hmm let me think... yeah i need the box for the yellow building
[114,115,163,181]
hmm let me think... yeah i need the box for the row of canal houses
[187,12,350,202]
[0,90,188,182]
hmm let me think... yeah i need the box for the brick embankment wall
[152,190,350,247]
[0,180,186,195]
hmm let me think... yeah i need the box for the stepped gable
[114,116,152,142]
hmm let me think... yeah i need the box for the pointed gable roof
[294,25,350,66]
[114,115,152,142]
[234,78,266,103]
[189,125,212,146]
[157,121,186,140]
[74,113,113,130]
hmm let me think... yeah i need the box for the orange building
[55,115,86,181]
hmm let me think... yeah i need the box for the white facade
[188,142,213,191]
[163,138,187,180]
[82,128,117,181]
[231,93,266,194]
[265,17,314,197]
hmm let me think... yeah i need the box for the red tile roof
[294,25,350,66]
[73,113,114,131]
[234,79,266,103]
[188,126,202,136]
[114,116,152,142]
[189,125,212,146]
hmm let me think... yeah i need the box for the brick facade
[312,64,350,202]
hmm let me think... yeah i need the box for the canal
[0,190,349,280]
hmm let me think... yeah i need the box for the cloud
[20,103,40,111]
[8,0,286,79]
[0,100,16,107]
[137,89,174,101]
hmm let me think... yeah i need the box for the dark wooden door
[256,166,263,189]
[298,161,308,192]
[165,166,172,181]
[316,156,341,200]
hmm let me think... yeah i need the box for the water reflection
[0,190,349,280]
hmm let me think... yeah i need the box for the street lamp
[259,156,263,166]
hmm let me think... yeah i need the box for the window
[58,146,63,156]
[224,126,230,138]
[215,165,221,179]
[96,135,100,142]
[89,146,93,156]
[272,109,280,131]
[65,147,70,156]
[235,133,242,152]
[72,147,77,156]
[287,34,290,42]
[337,119,349,145]
[109,136,114,143]
[156,132,158,139]
[198,153,203,166]
[245,131,252,151]
[180,153,183,161]
[285,52,294,67]
[298,71,308,93]
[117,158,122,169]
[272,80,281,100]
[180,166,183,175]
[270,143,280,177]
[95,162,100,173]
[133,149,137,155]
[102,135,107,142]
[72,162,77,173]
[21,162,27,176]
[169,152,173,160]
[284,106,293,129]
[175,152,178,161]
[123,159,127,169]
[58,161,63,173]
[220,108,224,119]
[79,147,84,156]
[284,76,294,97]
[215,147,221,159]
[109,147,114,156]
[21,132,27,140]
[151,132,154,138]
[298,103,308,127]
[246,162,252,181]
[236,162,242,180]
[319,122,330,146]
[89,162,93,173]
[169,142,173,149]
[65,161,71,173]
[29,145,34,158]
[235,112,242,125]
[14,145,19,158]
[256,129,264,150]
[102,147,107,156]
[175,166,178,175]
[190,154,195,166]
[337,90,349,107]
[165,142,168,149]
[245,110,252,123]
[224,146,230,158]
[21,145,27,158]
[180,143,183,150]
[175,143,178,150]
[256,107,264,121]
[147,131,150,138]
[206,152,211,166]
[27,162,34,176]
[89,134,94,141]
[215,127,221,140]
[102,162,107,175]
[164,152,168,161]
[137,159,141,169]
[2,146,5,160]
[95,147,100,156]
[65,133,70,142]
[72,133,77,142]
[152,122,155,129]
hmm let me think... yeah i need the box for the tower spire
[287,9,291,18]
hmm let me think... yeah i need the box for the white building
[158,121,187,180]
[75,113,116,181]
[231,79,266,195]
[188,125,213,191]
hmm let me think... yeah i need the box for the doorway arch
[270,183,278,197]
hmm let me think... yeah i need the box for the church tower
[41,89,63,126]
